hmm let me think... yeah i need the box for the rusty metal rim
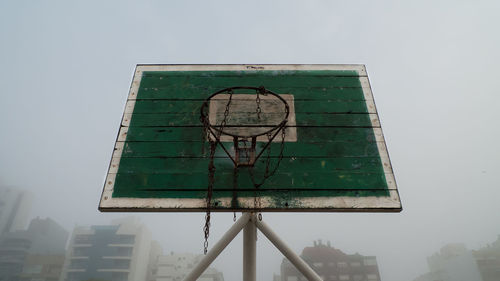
[200,86,290,139]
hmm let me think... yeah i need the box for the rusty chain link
[203,89,233,254]
[201,86,288,252]
[248,125,287,221]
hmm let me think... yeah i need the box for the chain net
[200,86,288,254]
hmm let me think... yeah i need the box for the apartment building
[0,187,32,235]
[473,235,500,281]
[154,252,224,281]
[281,240,381,281]
[0,217,68,281]
[60,217,158,281]
[413,243,482,281]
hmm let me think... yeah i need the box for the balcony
[102,256,132,260]
[97,268,131,272]
[66,268,86,272]
[70,256,89,260]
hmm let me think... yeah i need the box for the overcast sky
[1,1,500,281]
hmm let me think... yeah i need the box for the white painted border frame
[99,64,402,212]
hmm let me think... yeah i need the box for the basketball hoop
[199,86,289,253]
[200,86,289,167]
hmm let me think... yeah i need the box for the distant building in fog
[0,217,68,281]
[280,240,381,281]
[19,254,66,281]
[473,235,500,281]
[413,243,482,281]
[0,187,32,235]
[59,217,161,281]
[148,240,163,281]
[153,252,224,281]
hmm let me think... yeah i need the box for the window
[339,275,350,280]
[115,246,133,256]
[113,259,130,269]
[113,235,135,244]
[73,248,88,257]
[350,262,361,267]
[74,235,91,244]
[337,262,348,268]
[69,259,88,269]
[111,271,129,281]
[67,272,85,281]
[364,258,377,266]
[313,262,323,267]
[48,265,61,274]
[22,265,42,274]
[353,274,363,281]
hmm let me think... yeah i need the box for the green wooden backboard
[99,65,401,212]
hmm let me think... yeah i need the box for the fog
[1,1,499,281]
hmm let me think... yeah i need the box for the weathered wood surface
[119,127,383,142]
[129,100,375,114]
[99,64,401,212]
[122,113,379,127]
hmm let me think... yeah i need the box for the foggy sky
[1,1,499,281]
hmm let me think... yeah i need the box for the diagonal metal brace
[255,219,323,281]
[183,213,251,281]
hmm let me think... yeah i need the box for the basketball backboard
[99,64,401,212]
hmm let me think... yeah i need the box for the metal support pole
[243,213,256,281]
[183,213,251,281]
[255,219,323,281]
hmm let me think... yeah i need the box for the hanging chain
[203,142,216,254]
[248,125,286,188]
[249,87,287,207]
[255,86,266,120]
[240,138,258,213]
[248,124,287,221]
[232,165,238,212]
[202,89,233,254]
[256,92,261,120]
[201,86,288,251]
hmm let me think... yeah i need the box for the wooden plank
[135,64,367,74]
[123,113,378,127]
[128,100,372,114]
[113,157,387,174]
[112,171,390,191]
[132,87,371,100]
[120,190,392,199]
[139,74,363,89]
[118,141,381,158]
[120,127,381,142]
[142,69,364,77]
[99,190,401,212]
[110,190,393,201]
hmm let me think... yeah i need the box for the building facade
[473,235,500,281]
[281,240,381,281]
[154,252,224,281]
[18,255,66,281]
[413,238,500,281]
[413,243,483,281]
[0,217,68,281]
[0,187,32,235]
[59,217,158,281]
